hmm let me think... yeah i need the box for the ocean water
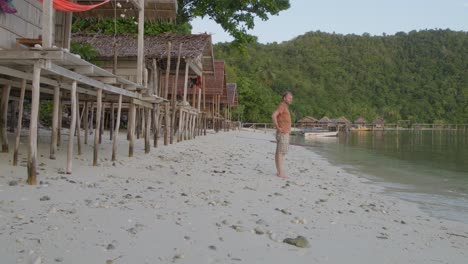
[291,130,468,223]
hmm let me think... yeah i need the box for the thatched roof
[74,0,178,21]
[318,116,331,123]
[336,116,351,124]
[297,116,317,123]
[204,60,225,96]
[226,83,238,106]
[354,116,367,124]
[72,33,215,74]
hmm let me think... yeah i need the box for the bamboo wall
[0,0,43,48]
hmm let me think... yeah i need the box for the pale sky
[190,0,468,43]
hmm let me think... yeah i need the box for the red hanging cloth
[37,0,110,12]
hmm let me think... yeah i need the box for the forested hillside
[214,30,468,123]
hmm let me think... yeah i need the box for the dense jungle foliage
[215,29,468,124]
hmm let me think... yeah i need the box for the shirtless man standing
[271,91,293,178]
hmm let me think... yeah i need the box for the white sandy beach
[0,129,467,264]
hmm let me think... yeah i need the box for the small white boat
[303,131,338,137]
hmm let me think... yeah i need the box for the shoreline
[1,129,467,263]
[291,133,468,225]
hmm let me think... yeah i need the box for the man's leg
[275,151,287,178]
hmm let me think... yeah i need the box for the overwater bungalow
[0,0,185,185]
[352,116,371,131]
[296,116,318,129]
[318,116,332,129]
[373,117,386,130]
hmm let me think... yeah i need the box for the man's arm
[272,106,282,130]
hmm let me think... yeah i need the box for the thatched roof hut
[354,116,367,125]
[72,33,214,75]
[297,116,318,124]
[336,116,351,125]
[74,0,178,21]
[318,116,331,123]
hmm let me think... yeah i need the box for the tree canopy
[177,0,290,45]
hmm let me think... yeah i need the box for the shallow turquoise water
[291,130,468,223]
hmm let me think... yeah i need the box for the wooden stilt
[99,103,104,144]
[164,42,172,99]
[177,108,183,142]
[153,104,160,148]
[57,99,62,146]
[84,101,89,144]
[50,86,60,159]
[76,94,82,155]
[171,43,182,144]
[0,84,11,153]
[27,62,41,185]
[89,102,94,137]
[152,59,159,96]
[66,81,77,174]
[136,107,141,140]
[129,100,136,157]
[145,108,151,153]
[142,107,146,139]
[112,95,122,161]
[163,103,169,145]
[93,89,102,166]
[13,79,26,166]
[110,103,114,140]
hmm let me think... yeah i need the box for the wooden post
[76,93,82,155]
[50,86,60,159]
[99,103,104,144]
[42,0,53,48]
[136,107,141,139]
[66,81,77,174]
[137,0,144,85]
[183,62,189,103]
[27,62,42,185]
[110,103,114,140]
[141,107,146,139]
[177,108,183,142]
[164,42,172,99]
[129,100,136,157]
[164,102,169,145]
[57,99,63,147]
[145,108,151,153]
[89,102,94,138]
[197,88,201,111]
[0,84,11,152]
[153,104,160,148]
[84,101,89,144]
[93,89,102,166]
[171,44,182,144]
[13,80,26,166]
[202,75,206,112]
[152,59,159,96]
[112,95,122,161]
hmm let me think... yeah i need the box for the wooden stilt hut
[73,33,215,143]
[296,116,318,130]
[0,0,177,184]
